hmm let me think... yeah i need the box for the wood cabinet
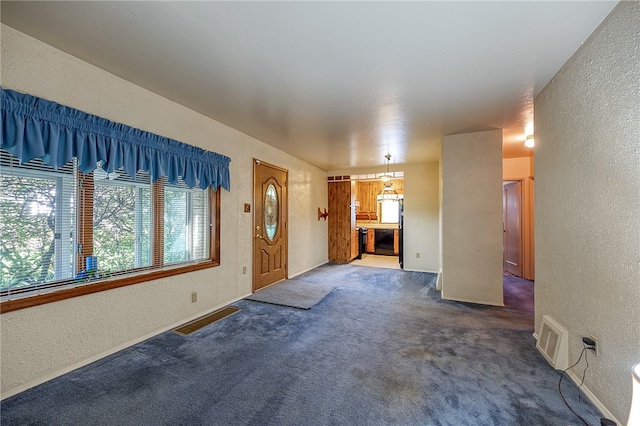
[366,229,375,253]
[393,229,399,255]
[355,179,404,220]
[351,229,359,260]
[328,181,357,263]
[364,227,400,255]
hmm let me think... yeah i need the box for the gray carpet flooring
[1,263,601,425]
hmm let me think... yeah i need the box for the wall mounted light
[524,135,535,148]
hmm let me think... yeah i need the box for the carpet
[1,264,602,426]
[245,279,335,309]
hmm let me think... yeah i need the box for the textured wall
[534,2,640,423]
[0,25,328,397]
[441,130,504,306]
[503,157,531,180]
[402,163,440,272]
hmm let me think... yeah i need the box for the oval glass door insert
[264,184,278,240]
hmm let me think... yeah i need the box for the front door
[253,159,288,291]
[503,181,523,277]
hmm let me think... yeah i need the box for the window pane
[93,167,152,274]
[380,200,400,224]
[164,179,209,265]
[0,151,76,294]
[264,184,278,240]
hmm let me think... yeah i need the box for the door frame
[502,177,535,280]
[252,159,288,292]
[503,180,523,276]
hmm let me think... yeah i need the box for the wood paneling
[351,229,359,260]
[328,181,356,263]
[355,179,404,219]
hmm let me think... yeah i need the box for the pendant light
[377,154,399,202]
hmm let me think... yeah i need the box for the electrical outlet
[243,266,247,275]
[590,335,599,357]
[416,253,420,258]
[191,291,197,303]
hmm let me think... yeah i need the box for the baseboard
[531,333,622,425]
[0,294,251,400]
[441,293,505,307]
[402,267,439,274]
[565,369,622,426]
[289,261,328,279]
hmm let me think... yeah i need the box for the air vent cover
[174,306,240,335]
[536,315,569,370]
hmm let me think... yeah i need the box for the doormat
[246,279,335,309]
[173,306,241,335]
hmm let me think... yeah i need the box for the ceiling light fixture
[377,154,399,202]
[380,153,393,182]
[525,134,535,148]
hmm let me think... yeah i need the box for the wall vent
[536,315,569,370]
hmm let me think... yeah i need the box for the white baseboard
[288,261,328,279]
[565,369,622,425]
[0,294,251,400]
[401,267,439,274]
[531,333,622,425]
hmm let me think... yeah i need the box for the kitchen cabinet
[394,229,399,255]
[365,227,400,255]
[351,229,359,260]
[355,179,404,220]
[366,229,375,253]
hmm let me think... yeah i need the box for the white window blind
[1,149,217,302]
[0,150,77,296]
[93,165,152,275]
[163,178,209,265]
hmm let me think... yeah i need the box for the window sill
[0,260,220,314]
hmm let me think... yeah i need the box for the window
[0,154,77,290]
[92,165,152,272]
[163,179,210,265]
[0,150,220,311]
[380,200,400,224]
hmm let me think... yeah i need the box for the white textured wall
[441,130,504,306]
[534,2,640,423]
[503,157,532,180]
[0,25,328,397]
[327,163,441,273]
[402,163,440,272]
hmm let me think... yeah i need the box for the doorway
[253,159,288,291]
[351,176,403,270]
[503,180,523,277]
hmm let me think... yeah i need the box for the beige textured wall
[534,2,640,423]
[0,25,328,397]
[503,157,532,180]
[402,163,440,272]
[441,130,504,306]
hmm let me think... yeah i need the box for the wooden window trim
[0,188,221,314]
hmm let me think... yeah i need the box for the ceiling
[0,1,617,171]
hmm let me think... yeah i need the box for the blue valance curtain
[0,87,230,191]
